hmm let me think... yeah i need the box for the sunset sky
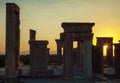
[0,0,120,54]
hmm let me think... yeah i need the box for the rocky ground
[0,65,120,83]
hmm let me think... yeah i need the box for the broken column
[5,3,20,79]
[55,39,63,65]
[29,29,36,71]
[29,41,50,75]
[29,30,52,76]
[30,29,36,41]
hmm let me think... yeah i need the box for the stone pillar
[92,46,103,73]
[55,39,63,65]
[74,42,80,74]
[47,48,50,58]
[95,45,104,69]
[83,40,92,79]
[114,44,120,76]
[107,44,113,66]
[5,3,20,79]
[29,29,36,72]
[74,41,82,75]
[30,29,36,41]
[78,41,83,74]
[63,33,73,78]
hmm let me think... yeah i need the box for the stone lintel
[64,33,93,40]
[30,40,48,44]
[61,22,95,33]
[96,37,113,46]
[6,3,20,13]
[114,43,120,47]
[97,37,113,41]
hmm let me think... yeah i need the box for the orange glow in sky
[0,0,120,54]
[103,45,108,56]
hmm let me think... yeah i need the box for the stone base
[29,69,54,76]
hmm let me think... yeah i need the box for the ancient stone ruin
[5,3,20,79]
[92,46,103,73]
[59,22,95,79]
[5,2,120,83]
[96,37,113,66]
[55,37,63,64]
[29,29,52,76]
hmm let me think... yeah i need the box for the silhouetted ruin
[29,29,53,76]
[96,37,113,66]
[61,22,95,79]
[55,39,63,65]
[3,2,120,83]
[92,46,103,73]
[5,3,20,81]
[114,43,120,76]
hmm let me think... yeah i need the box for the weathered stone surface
[92,46,103,73]
[29,29,52,76]
[29,41,50,75]
[62,22,95,33]
[61,22,95,79]
[30,29,36,41]
[114,44,120,76]
[55,39,63,65]
[5,3,20,79]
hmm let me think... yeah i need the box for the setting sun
[103,45,108,56]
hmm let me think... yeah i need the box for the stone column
[92,46,103,73]
[83,40,92,79]
[63,33,73,78]
[30,29,36,41]
[74,41,79,74]
[78,41,83,74]
[29,29,36,72]
[47,48,50,59]
[5,3,20,79]
[114,44,120,76]
[55,39,63,65]
[107,44,113,66]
